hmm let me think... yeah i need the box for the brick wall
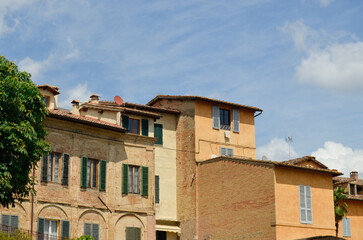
[197,159,276,240]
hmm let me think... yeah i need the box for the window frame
[219,108,231,128]
[48,152,62,183]
[349,184,356,195]
[84,223,99,240]
[299,185,313,224]
[128,165,140,194]
[44,95,50,108]
[128,118,140,135]
[87,158,99,189]
[342,217,351,237]
[1,214,18,233]
[220,147,233,157]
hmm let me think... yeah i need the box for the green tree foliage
[0,230,32,240]
[334,186,348,237]
[0,55,49,207]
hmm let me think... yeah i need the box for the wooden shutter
[92,224,99,240]
[155,175,160,203]
[122,164,128,194]
[220,147,227,156]
[99,160,107,191]
[122,115,129,129]
[84,223,91,236]
[10,215,18,229]
[227,148,233,156]
[62,154,70,185]
[61,220,70,239]
[81,157,88,188]
[299,185,307,223]
[346,218,351,237]
[141,166,149,196]
[41,154,48,182]
[37,218,44,239]
[342,218,347,236]
[141,119,149,136]
[135,227,141,240]
[212,105,220,129]
[305,186,313,223]
[126,227,134,240]
[1,214,9,226]
[154,124,163,145]
[232,109,240,132]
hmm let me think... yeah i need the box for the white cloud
[282,20,363,92]
[0,0,37,36]
[59,82,93,109]
[317,0,333,7]
[312,141,363,178]
[18,55,53,81]
[256,138,298,161]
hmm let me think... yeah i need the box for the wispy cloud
[58,82,93,109]
[256,138,298,161]
[312,141,363,178]
[18,54,53,82]
[282,20,363,92]
[317,0,333,7]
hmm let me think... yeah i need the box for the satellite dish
[114,96,123,105]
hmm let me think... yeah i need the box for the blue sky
[1,0,363,177]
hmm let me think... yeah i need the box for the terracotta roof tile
[282,156,328,169]
[37,84,60,95]
[147,95,262,112]
[99,101,180,114]
[48,109,127,132]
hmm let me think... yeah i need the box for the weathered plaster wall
[274,167,336,239]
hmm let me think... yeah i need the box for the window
[87,159,99,188]
[1,214,18,233]
[80,157,106,191]
[37,218,70,240]
[350,184,356,195]
[128,165,140,194]
[41,153,69,185]
[154,124,163,145]
[299,185,313,224]
[342,217,351,237]
[219,108,230,128]
[128,118,140,134]
[126,227,141,240]
[212,105,239,132]
[84,223,99,240]
[122,164,149,196]
[220,147,233,156]
[155,175,160,203]
[44,96,50,107]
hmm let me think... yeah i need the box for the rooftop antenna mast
[286,135,293,158]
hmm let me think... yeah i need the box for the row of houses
[1,84,362,240]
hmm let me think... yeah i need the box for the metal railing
[0,224,68,240]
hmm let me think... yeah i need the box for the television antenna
[286,136,293,158]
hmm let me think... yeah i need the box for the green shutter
[155,175,160,203]
[126,227,134,240]
[92,224,99,240]
[154,124,163,145]
[81,157,88,188]
[37,218,44,239]
[1,214,9,226]
[84,223,91,236]
[41,154,48,182]
[122,115,129,129]
[135,227,141,240]
[99,160,107,191]
[141,166,149,196]
[61,220,70,239]
[62,154,70,185]
[122,164,128,194]
[10,215,18,229]
[141,119,149,136]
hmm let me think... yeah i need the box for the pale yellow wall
[274,167,336,240]
[194,100,256,161]
[38,89,58,109]
[338,199,363,240]
[152,114,178,221]
[80,108,118,125]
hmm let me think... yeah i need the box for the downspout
[195,162,199,240]
[30,166,35,235]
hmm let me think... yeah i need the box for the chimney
[70,99,80,115]
[90,94,99,104]
[350,171,358,180]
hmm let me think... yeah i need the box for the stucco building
[334,171,363,239]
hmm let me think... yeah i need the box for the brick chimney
[90,94,99,104]
[350,171,358,180]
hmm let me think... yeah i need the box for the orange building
[334,171,363,240]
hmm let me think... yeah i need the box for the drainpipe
[30,166,35,234]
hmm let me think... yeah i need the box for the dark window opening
[156,231,167,240]
[350,184,356,195]
[219,109,230,129]
[128,118,140,134]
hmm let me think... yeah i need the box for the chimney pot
[350,171,358,180]
[90,94,99,104]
